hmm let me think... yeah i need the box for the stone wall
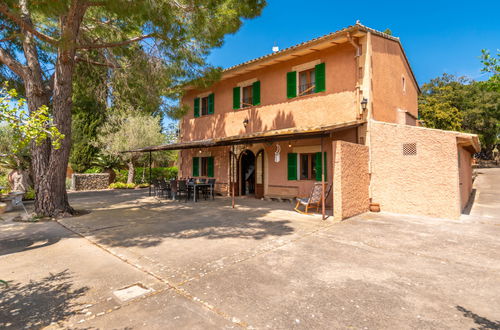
[72,173,110,191]
[333,141,370,221]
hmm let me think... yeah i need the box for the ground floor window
[192,156,214,177]
[288,151,326,181]
[300,153,317,180]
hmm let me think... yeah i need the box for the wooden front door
[255,149,265,198]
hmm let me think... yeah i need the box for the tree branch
[75,55,120,68]
[0,3,58,45]
[76,33,156,49]
[0,47,26,79]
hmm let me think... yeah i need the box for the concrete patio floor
[1,169,499,329]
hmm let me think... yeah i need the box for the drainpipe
[347,33,362,120]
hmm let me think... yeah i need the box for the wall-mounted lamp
[288,141,292,148]
[361,98,368,111]
[243,118,249,128]
[198,149,202,153]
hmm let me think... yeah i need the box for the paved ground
[0,169,499,329]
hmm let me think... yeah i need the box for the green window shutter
[192,157,199,177]
[287,153,298,180]
[252,81,261,106]
[207,157,214,177]
[208,93,214,114]
[315,152,327,181]
[315,63,326,93]
[233,87,240,109]
[194,98,200,118]
[286,71,297,98]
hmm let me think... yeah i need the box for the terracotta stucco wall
[458,146,473,210]
[333,141,370,221]
[370,121,461,219]
[371,35,418,124]
[181,43,357,141]
[179,128,357,201]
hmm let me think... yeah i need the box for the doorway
[240,150,255,196]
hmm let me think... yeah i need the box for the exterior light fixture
[243,118,249,127]
[198,149,202,153]
[288,141,292,148]
[361,98,368,111]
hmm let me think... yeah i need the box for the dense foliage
[419,52,499,154]
[0,0,266,217]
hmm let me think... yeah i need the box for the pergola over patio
[123,119,366,219]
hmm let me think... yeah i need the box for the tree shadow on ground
[66,191,299,248]
[456,306,500,329]
[0,270,89,329]
[0,231,61,257]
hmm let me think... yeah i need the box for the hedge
[115,166,178,184]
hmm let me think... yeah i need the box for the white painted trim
[237,78,257,87]
[292,59,321,72]
[197,91,212,98]
[293,146,321,153]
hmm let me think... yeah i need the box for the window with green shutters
[315,152,327,181]
[234,82,260,109]
[207,157,214,177]
[314,63,326,92]
[192,157,199,177]
[252,81,260,105]
[233,86,240,109]
[208,93,214,114]
[287,71,297,98]
[287,153,298,180]
[194,94,214,117]
[194,98,200,118]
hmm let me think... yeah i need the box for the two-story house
[136,22,479,220]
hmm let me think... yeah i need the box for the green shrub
[84,167,102,174]
[109,182,136,189]
[113,166,178,184]
[66,178,72,190]
[134,166,178,184]
[24,187,35,200]
[115,169,128,183]
[135,183,150,188]
[0,173,9,189]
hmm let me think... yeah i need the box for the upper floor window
[242,85,253,108]
[402,75,406,93]
[201,96,209,115]
[194,93,214,118]
[233,80,261,109]
[298,68,316,96]
[287,62,325,99]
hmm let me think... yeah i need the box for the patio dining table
[187,182,214,202]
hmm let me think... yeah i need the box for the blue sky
[207,0,500,85]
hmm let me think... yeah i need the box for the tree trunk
[22,1,86,217]
[127,162,135,184]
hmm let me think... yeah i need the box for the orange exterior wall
[178,128,358,203]
[333,141,370,221]
[371,35,418,124]
[458,146,473,210]
[370,121,462,219]
[180,43,358,141]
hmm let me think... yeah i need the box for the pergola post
[231,145,235,208]
[148,151,152,197]
[321,136,326,220]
